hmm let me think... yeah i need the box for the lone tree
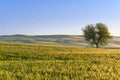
[82,23,112,48]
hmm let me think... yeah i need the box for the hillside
[0,34,120,47]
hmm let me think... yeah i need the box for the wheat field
[0,42,120,80]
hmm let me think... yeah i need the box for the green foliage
[0,42,120,79]
[82,23,112,48]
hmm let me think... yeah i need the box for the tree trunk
[95,43,99,48]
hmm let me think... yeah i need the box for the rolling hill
[0,34,120,48]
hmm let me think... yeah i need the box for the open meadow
[0,42,120,80]
[1,0,120,80]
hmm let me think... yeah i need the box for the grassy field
[0,42,120,80]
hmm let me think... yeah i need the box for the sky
[0,0,120,36]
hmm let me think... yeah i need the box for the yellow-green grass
[0,42,120,80]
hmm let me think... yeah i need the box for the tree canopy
[82,23,112,48]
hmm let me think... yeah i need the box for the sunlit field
[0,42,120,80]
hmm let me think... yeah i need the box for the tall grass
[0,42,120,79]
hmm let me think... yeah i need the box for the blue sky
[0,0,120,36]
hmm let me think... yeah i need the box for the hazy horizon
[1,0,120,36]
